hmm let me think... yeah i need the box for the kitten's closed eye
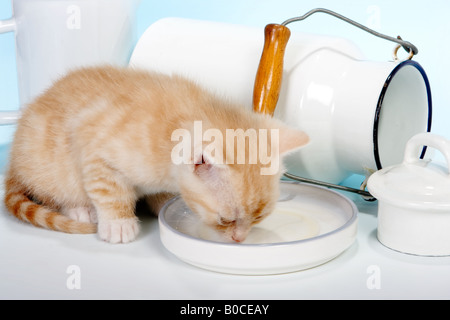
[218,217,236,226]
[253,215,264,222]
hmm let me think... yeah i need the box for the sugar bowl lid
[368,133,450,209]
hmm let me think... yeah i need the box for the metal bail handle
[282,8,418,58]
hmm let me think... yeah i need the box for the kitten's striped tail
[3,176,97,234]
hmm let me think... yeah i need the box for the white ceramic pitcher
[0,0,141,125]
[130,17,432,184]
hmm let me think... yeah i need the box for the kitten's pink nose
[232,231,247,243]
[232,223,250,242]
[232,235,242,243]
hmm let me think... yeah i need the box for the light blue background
[1,0,449,172]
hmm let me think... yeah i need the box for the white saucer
[159,181,358,275]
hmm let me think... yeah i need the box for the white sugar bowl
[367,133,450,256]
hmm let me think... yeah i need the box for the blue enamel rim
[373,60,432,170]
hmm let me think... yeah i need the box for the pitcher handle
[0,17,21,125]
[0,18,15,33]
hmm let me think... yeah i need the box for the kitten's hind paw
[98,218,140,244]
[63,207,98,224]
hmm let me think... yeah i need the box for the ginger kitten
[3,66,308,243]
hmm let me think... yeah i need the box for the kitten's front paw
[98,218,140,244]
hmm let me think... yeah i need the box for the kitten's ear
[277,125,309,157]
[192,149,226,175]
[192,151,229,189]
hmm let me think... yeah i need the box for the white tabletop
[1,175,449,300]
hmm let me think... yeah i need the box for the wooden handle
[252,24,291,116]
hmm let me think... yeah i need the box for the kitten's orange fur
[4,66,308,243]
